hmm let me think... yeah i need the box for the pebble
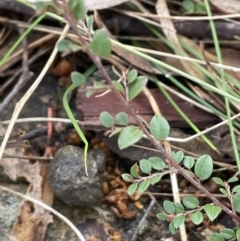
[48,145,105,206]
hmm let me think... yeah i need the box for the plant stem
[58,0,240,223]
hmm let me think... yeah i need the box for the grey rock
[48,145,105,206]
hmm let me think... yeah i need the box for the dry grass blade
[154,0,189,239]
[0,24,70,161]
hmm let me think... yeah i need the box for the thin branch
[56,0,240,223]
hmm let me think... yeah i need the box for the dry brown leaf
[0,124,54,241]
[0,125,40,182]
[12,202,53,241]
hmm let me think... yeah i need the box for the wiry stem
[55,0,240,223]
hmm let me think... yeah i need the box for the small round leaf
[228,176,239,183]
[128,76,148,100]
[173,215,185,229]
[130,163,139,178]
[149,174,162,185]
[194,154,213,180]
[183,156,195,169]
[210,233,225,241]
[204,204,222,222]
[174,202,185,214]
[140,159,152,174]
[118,126,143,150]
[219,188,229,197]
[191,211,203,225]
[220,228,235,239]
[232,185,240,193]
[68,0,86,20]
[71,71,86,86]
[137,179,150,193]
[212,177,224,187]
[169,221,176,234]
[148,156,166,170]
[115,112,129,125]
[87,15,94,29]
[149,115,170,140]
[183,196,199,209]
[122,173,133,182]
[174,151,184,163]
[163,200,175,214]
[91,29,111,58]
[233,191,240,213]
[112,81,124,93]
[100,111,114,128]
[127,183,138,196]
[236,228,240,241]
[127,69,138,83]
[57,39,71,52]
[156,213,167,221]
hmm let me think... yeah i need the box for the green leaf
[112,81,124,93]
[139,159,152,174]
[86,15,94,29]
[148,156,166,170]
[85,90,95,97]
[183,196,199,209]
[170,151,175,159]
[122,173,133,182]
[112,66,121,77]
[130,163,139,178]
[219,188,229,197]
[173,215,185,229]
[149,174,162,185]
[163,200,175,214]
[212,177,225,187]
[149,115,170,140]
[137,179,150,193]
[182,0,195,13]
[204,204,222,222]
[169,221,176,234]
[118,126,143,150]
[228,176,239,183]
[100,111,114,128]
[233,191,240,213]
[109,127,122,138]
[183,156,195,169]
[129,76,148,100]
[232,185,240,193]
[210,233,225,241]
[93,81,108,89]
[174,202,184,214]
[220,228,235,239]
[91,29,111,58]
[68,0,86,20]
[127,69,138,83]
[115,112,129,125]
[236,228,240,241]
[71,71,86,86]
[191,211,203,225]
[127,183,138,196]
[156,213,168,221]
[57,39,71,52]
[194,154,213,180]
[174,151,184,163]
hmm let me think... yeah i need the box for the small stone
[48,145,105,206]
